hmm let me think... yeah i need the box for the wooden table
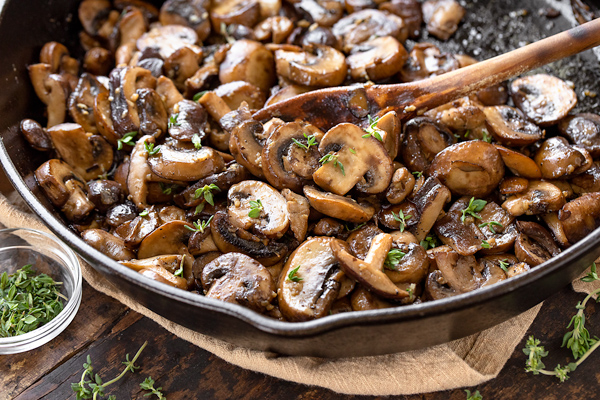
[1,280,598,400]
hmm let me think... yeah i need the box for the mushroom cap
[401,116,455,173]
[137,220,193,259]
[274,44,347,88]
[20,119,52,151]
[502,180,566,217]
[558,192,600,244]
[427,140,505,197]
[303,185,375,223]
[483,105,544,147]
[408,177,451,241]
[160,0,211,42]
[558,113,600,158]
[332,9,407,52]
[346,36,408,81]
[533,137,593,179]
[278,237,348,321]
[68,73,108,135]
[81,229,136,261]
[422,0,465,41]
[494,144,542,179]
[514,221,561,267]
[229,119,266,178]
[148,143,225,182]
[137,25,199,60]
[219,39,276,92]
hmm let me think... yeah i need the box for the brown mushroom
[274,44,347,88]
[40,41,79,76]
[120,254,191,290]
[137,220,193,258]
[28,64,70,128]
[202,252,276,313]
[254,16,294,44]
[494,145,542,179]
[408,177,451,241]
[484,106,544,147]
[229,119,267,178]
[278,237,348,321]
[294,0,344,27]
[399,43,459,82]
[346,36,408,82]
[572,162,600,195]
[81,229,136,261]
[211,0,260,32]
[78,0,117,40]
[115,7,147,65]
[167,100,208,142]
[219,39,275,92]
[386,167,416,204]
[83,47,113,76]
[68,73,108,135]
[148,141,225,182]
[534,137,593,179]
[20,119,53,151]
[422,0,465,40]
[558,113,600,158]
[312,217,345,237]
[351,285,395,311]
[430,247,484,294]
[137,25,200,60]
[303,185,375,223]
[384,242,430,284]
[379,0,422,38]
[558,192,600,244]
[175,162,248,207]
[427,140,505,197]
[214,81,266,110]
[126,134,154,210]
[156,76,185,113]
[346,224,384,259]
[164,47,201,91]
[282,189,310,242]
[511,74,577,127]
[332,9,407,52]
[514,221,561,267]
[87,180,123,212]
[502,180,566,217]
[401,117,455,172]
[160,0,211,42]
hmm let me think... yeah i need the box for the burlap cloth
[0,185,595,396]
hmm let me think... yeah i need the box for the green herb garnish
[248,199,263,219]
[412,171,423,178]
[420,236,438,250]
[144,141,160,155]
[117,131,137,150]
[287,265,303,282]
[498,259,510,272]
[194,203,205,215]
[159,183,178,195]
[139,209,149,217]
[461,197,487,223]
[464,130,471,139]
[406,283,416,302]
[184,216,213,234]
[192,133,202,150]
[482,129,492,143]
[478,221,503,234]
[481,240,491,249]
[345,222,366,232]
[291,132,318,152]
[465,389,483,400]
[193,184,220,206]
[581,263,599,283]
[349,148,357,154]
[193,90,208,102]
[168,113,180,129]
[140,376,166,400]
[174,256,185,277]
[319,153,345,176]
[391,210,412,233]
[384,249,406,270]
[0,264,66,337]
[362,114,384,142]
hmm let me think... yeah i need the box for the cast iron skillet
[1,0,600,357]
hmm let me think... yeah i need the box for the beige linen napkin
[0,191,559,396]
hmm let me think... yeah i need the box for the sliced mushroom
[511,74,577,127]
[332,9,407,52]
[346,36,408,82]
[572,162,600,195]
[40,41,79,76]
[384,242,429,284]
[167,100,208,141]
[87,180,123,212]
[219,39,275,92]
[274,44,346,88]
[303,185,375,223]
[81,229,136,261]
[484,106,544,147]
[138,267,189,289]
[254,16,294,44]
[115,207,161,248]
[160,0,211,42]
[211,211,287,265]
[431,248,483,293]
[502,180,565,217]
[35,159,95,221]
[494,145,542,179]
[294,0,344,27]
[20,119,53,151]
[312,217,345,237]
[281,189,310,242]
[106,201,138,227]
[313,122,393,195]
[558,113,600,158]
[351,285,395,311]
[175,162,248,207]
[278,237,348,321]
[202,252,276,313]
[94,91,120,146]
[379,0,422,38]
[265,84,313,106]
[28,64,70,128]
[78,0,116,39]
[499,177,529,196]
[227,181,290,239]
[378,202,419,231]
[558,192,600,244]
[422,0,465,40]
[127,134,154,210]
[137,25,199,60]
[135,88,168,138]
[156,76,185,114]
[332,233,409,299]
[164,47,201,91]
[68,73,108,135]
[424,270,457,300]
[211,0,261,32]
[514,221,560,266]
[534,137,593,179]
[120,254,191,290]
[229,119,266,178]
[408,177,451,241]
[214,81,266,110]
[83,47,113,76]
[47,123,113,181]
[148,142,225,181]
[427,141,505,197]
[401,117,455,173]
[399,43,459,82]
[386,167,415,204]
[261,121,323,192]
[115,7,147,65]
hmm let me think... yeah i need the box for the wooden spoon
[253,18,600,130]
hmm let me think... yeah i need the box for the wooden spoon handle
[375,17,600,116]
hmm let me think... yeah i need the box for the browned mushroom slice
[214,81,266,110]
[351,285,395,311]
[494,145,542,179]
[265,84,313,107]
[332,9,407,52]
[422,0,465,40]
[312,217,345,237]
[384,242,429,284]
[202,253,276,313]
[424,270,457,300]
[134,88,168,138]
[40,41,79,76]
[175,162,248,207]
[502,180,565,217]
[83,47,113,76]
[115,207,161,248]
[82,229,136,261]
[499,177,529,196]
[191,251,222,288]
[371,111,400,160]
[210,211,287,266]
[167,100,207,142]
[47,123,114,181]
[281,189,310,242]
[137,25,200,60]
[294,0,344,27]
[346,36,408,82]
[346,224,384,259]
[148,142,225,182]
[314,123,393,195]
[138,267,189,289]
[511,74,577,127]
[164,47,201,91]
[477,257,508,287]
[278,237,348,321]
[401,117,455,173]
[137,220,193,258]
[399,43,459,82]
[572,162,600,195]
[254,16,294,44]
[211,0,260,31]
[333,233,409,299]
[534,137,593,179]
[261,121,323,192]
[115,7,147,65]
[379,0,422,38]
[20,119,53,151]
[409,177,451,241]
[514,221,561,267]
[479,254,519,276]
[28,64,70,128]
[477,202,517,253]
[121,254,192,290]
[558,192,600,244]
[127,135,154,210]
[219,40,275,92]
[229,119,266,178]
[434,197,486,256]
[427,141,505,197]
[303,185,375,223]
[35,159,95,221]
[385,167,415,205]
[484,106,544,147]
[156,76,185,114]
[432,248,483,293]
[274,44,346,88]
[378,202,419,231]
[78,0,116,39]
[227,181,290,239]
[87,180,123,212]
[558,113,600,158]
[68,73,108,135]
[94,91,120,147]
[160,0,211,42]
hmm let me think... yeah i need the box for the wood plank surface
[2,281,598,400]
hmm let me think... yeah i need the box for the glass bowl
[0,228,82,354]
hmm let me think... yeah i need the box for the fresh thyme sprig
[184,216,214,233]
[362,114,384,142]
[391,210,411,233]
[174,256,185,277]
[481,129,492,143]
[420,235,438,250]
[291,132,318,152]
[287,265,303,282]
[193,90,208,102]
[319,153,345,175]
[384,249,406,270]
[193,184,220,206]
[582,263,599,283]
[144,141,160,156]
[465,389,483,400]
[481,240,491,249]
[167,113,180,129]
[71,341,148,400]
[117,131,137,150]
[248,199,264,218]
[191,133,202,150]
[478,220,503,234]
[405,283,416,302]
[461,197,487,223]
[140,376,167,399]
[412,171,423,178]
[498,259,510,272]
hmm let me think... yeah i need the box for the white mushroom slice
[303,185,375,223]
[148,144,225,182]
[313,123,393,195]
[278,237,348,321]
[228,181,290,239]
[219,39,276,92]
[346,36,408,81]
[274,44,346,88]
